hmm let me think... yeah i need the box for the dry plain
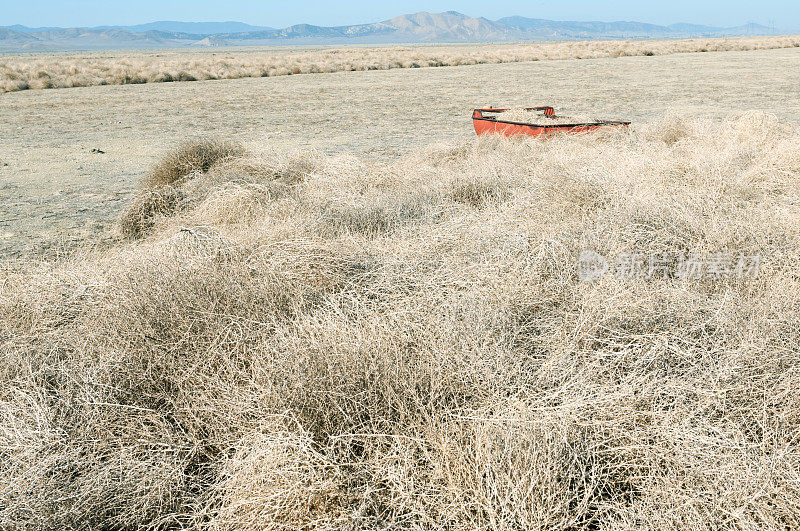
[2,44,800,529]
[1,45,800,257]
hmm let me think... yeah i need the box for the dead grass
[145,139,244,188]
[3,112,800,528]
[119,184,183,239]
[2,35,800,93]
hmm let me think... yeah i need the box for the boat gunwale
[472,108,631,129]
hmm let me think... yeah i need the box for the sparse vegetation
[3,112,800,528]
[2,35,800,93]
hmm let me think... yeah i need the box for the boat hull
[472,108,630,138]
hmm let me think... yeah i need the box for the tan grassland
[2,35,800,93]
[1,44,800,529]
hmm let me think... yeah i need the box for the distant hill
[5,24,70,33]
[98,21,274,34]
[0,27,40,44]
[666,22,782,36]
[498,17,677,39]
[0,27,201,51]
[213,11,527,44]
[191,36,231,47]
[0,11,792,51]
[498,16,779,39]
[381,11,525,41]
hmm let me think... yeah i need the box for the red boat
[473,106,630,138]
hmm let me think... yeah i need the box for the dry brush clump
[119,139,245,239]
[145,139,244,188]
[119,184,184,238]
[3,112,800,528]
[2,35,800,93]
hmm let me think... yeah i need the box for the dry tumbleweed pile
[2,112,800,528]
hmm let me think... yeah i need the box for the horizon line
[1,11,792,32]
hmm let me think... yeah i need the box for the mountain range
[0,11,790,52]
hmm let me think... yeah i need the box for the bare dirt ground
[1,46,799,258]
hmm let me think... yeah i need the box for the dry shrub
[4,112,800,528]
[119,184,183,239]
[450,176,510,208]
[161,226,237,261]
[431,405,643,529]
[644,111,696,144]
[189,152,322,225]
[145,140,244,188]
[119,140,248,239]
[213,155,316,186]
[196,183,283,225]
[317,197,428,236]
[200,426,351,529]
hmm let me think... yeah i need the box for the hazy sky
[4,1,800,29]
